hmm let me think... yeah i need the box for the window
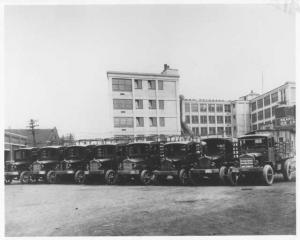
[225,116,231,124]
[135,99,143,109]
[159,100,164,110]
[149,117,157,127]
[216,104,223,112]
[264,108,271,119]
[252,113,257,123]
[252,102,256,111]
[217,116,223,124]
[200,104,207,112]
[192,116,199,124]
[114,117,133,128]
[258,110,263,120]
[209,127,216,135]
[136,117,144,127]
[113,99,133,109]
[208,104,215,112]
[112,78,132,92]
[224,104,231,112]
[252,124,257,131]
[149,100,157,109]
[264,95,271,106]
[257,99,263,109]
[258,123,264,130]
[148,80,156,90]
[158,80,163,90]
[217,127,224,135]
[191,103,198,112]
[185,103,190,112]
[272,106,277,116]
[225,127,232,136]
[200,116,207,124]
[209,116,215,124]
[232,103,235,109]
[185,116,190,123]
[233,115,236,120]
[134,79,142,89]
[271,92,278,103]
[192,127,199,136]
[201,127,208,136]
[280,89,286,103]
[159,117,165,127]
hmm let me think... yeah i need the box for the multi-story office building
[182,98,236,138]
[107,65,181,137]
[250,81,296,131]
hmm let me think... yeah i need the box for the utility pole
[261,71,264,94]
[27,119,39,147]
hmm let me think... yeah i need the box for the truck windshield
[95,146,116,158]
[165,144,186,157]
[239,137,267,154]
[128,144,149,157]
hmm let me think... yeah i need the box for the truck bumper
[31,171,47,175]
[239,167,263,173]
[117,170,140,175]
[84,170,105,175]
[153,170,178,176]
[54,170,75,175]
[190,168,220,174]
[5,171,19,177]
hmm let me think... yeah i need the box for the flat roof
[107,70,179,78]
[239,133,271,139]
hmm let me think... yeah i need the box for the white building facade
[107,65,181,137]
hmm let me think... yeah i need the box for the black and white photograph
[2,0,298,237]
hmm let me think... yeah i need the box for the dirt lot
[5,177,296,236]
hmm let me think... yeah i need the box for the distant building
[4,131,27,161]
[250,81,296,131]
[107,64,181,137]
[6,127,60,147]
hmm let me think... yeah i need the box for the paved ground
[5,177,296,236]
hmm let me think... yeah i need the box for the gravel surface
[5,178,296,236]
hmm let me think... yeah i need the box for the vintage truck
[81,143,127,184]
[20,146,64,183]
[188,137,240,185]
[47,145,94,184]
[5,147,39,184]
[227,133,295,186]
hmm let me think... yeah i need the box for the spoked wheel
[46,171,57,184]
[105,170,117,185]
[227,167,239,186]
[219,166,228,185]
[282,159,293,181]
[140,170,152,185]
[20,171,32,184]
[262,165,274,186]
[74,170,85,184]
[179,169,190,186]
[5,177,12,184]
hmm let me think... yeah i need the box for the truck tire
[219,166,228,185]
[5,177,12,184]
[282,159,293,181]
[105,170,117,185]
[46,171,57,184]
[262,165,274,186]
[140,170,152,185]
[20,171,31,184]
[74,170,85,184]
[179,169,189,185]
[227,167,239,186]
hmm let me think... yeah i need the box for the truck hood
[165,157,184,162]
[34,160,60,165]
[124,158,145,163]
[9,161,29,166]
[92,158,113,163]
[205,154,223,161]
[63,159,85,164]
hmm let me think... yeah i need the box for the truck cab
[20,146,64,183]
[5,147,39,184]
[82,143,127,184]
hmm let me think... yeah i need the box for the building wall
[250,82,296,131]
[4,131,27,161]
[231,100,251,137]
[182,99,234,138]
[107,67,181,137]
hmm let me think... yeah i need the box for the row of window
[113,99,165,110]
[112,78,164,92]
[191,127,232,136]
[251,106,277,123]
[251,91,281,111]
[185,103,231,113]
[252,120,275,131]
[185,115,231,124]
[114,117,165,128]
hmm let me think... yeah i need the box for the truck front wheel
[46,171,57,184]
[262,165,274,186]
[227,167,239,186]
[74,170,85,184]
[105,170,117,185]
[140,170,152,185]
[179,169,190,186]
[282,159,293,181]
[20,171,32,184]
[219,166,228,185]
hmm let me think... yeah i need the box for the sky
[4,4,295,139]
